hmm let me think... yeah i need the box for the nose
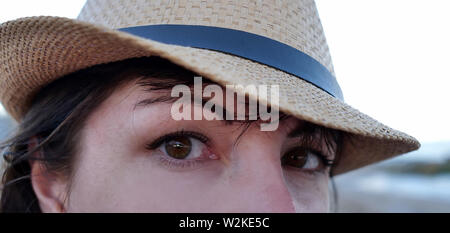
[224,141,296,213]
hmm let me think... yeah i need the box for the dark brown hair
[0,56,343,212]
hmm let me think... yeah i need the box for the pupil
[165,136,192,159]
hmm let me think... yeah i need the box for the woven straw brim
[0,16,420,175]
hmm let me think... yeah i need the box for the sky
[0,0,449,143]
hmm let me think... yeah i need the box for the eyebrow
[134,92,267,123]
[134,95,179,110]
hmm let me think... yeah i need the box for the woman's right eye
[146,131,220,169]
[160,135,198,160]
[147,131,212,161]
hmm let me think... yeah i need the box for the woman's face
[62,79,336,212]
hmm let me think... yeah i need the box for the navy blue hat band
[118,24,343,100]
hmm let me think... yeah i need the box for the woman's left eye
[281,147,329,171]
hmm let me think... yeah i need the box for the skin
[30,79,335,213]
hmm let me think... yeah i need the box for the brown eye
[282,147,308,168]
[165,136,192,159]
[281,147,323,170]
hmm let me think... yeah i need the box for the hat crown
[77,0,335,76]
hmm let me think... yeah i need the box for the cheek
[66,146,226,212]
[113,158,226,212]
[65,144,131,212]
[282,169,330,212]
[64,122,145,211]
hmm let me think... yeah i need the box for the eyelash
[146,130,335,171]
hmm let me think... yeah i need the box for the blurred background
[0,0,449,212]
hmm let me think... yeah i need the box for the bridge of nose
[221,139,296,212]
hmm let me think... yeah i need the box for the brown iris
[165,136,192,159]
[282,147,308,168]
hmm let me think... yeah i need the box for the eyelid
[146,130,210,150]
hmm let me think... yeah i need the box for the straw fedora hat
[0,0,419,175]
